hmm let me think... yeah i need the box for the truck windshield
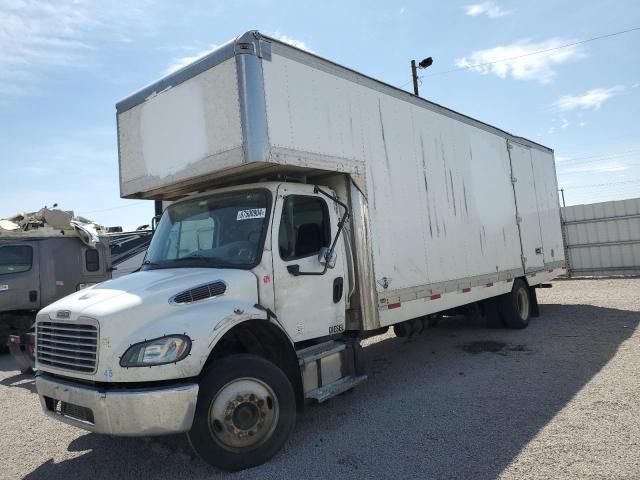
[143,189,271,270]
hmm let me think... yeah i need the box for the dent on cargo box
[117,58,243,197]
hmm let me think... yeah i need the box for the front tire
[188,354,296,471]
[499,279,532,329]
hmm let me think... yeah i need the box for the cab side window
[0,245,33,275]
[85,249,100,272]
[279,196,330,261]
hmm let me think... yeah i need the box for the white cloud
[464,2,511,18]
[561,118,569,129]
[0,1,152,99]
[398,7,407,14]
[578,121,586,127]
[455,38,585,84]
[272,32,314,53]
[560,161,631,174]
[555,155,572,162]
[0,1,95,70]
[553,86,624,111]
[165,44,219,75]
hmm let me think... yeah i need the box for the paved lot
[1,279,639,479]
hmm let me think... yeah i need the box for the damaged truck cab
[35,31,565,471]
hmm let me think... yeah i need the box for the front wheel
[499,279,532,329]
[187,354,296,471]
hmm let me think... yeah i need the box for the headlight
[120,335,191,367]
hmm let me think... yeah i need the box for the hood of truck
[39,268,257,320]
[36,268,265,382]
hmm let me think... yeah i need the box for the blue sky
[1,0,639,230]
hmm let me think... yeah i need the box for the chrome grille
[36,321,98,373]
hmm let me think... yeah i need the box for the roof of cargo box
[116,30,552,154]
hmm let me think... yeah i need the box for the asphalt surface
[1,279,639,479]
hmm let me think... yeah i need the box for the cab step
[297,340,346,365]
[306,375,367,403]
[297,339,367,403]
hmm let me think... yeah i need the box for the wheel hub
[516,287,530,319]
[232,402,260,431]
[208,378,278,450]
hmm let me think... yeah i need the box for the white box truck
[34,31,565,471]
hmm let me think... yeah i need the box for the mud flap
[480,297,504,328]
[8,333,35,373]
[530,286,540,317]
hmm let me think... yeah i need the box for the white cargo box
[117,31,565,320]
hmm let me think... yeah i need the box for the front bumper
[36,372,199,436]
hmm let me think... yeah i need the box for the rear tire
[188,354,296,472]
[499,279,531,329]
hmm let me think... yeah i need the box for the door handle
[287,265,300,276]
[333,277,344,304]
[29,290,38,302]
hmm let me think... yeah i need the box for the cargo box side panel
[361,94,523,292]
[262,50,366,177]
[262,43,525,318]
[118,58,244,198]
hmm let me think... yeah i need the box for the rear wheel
[188,354,296,472]
[499,279,531,329]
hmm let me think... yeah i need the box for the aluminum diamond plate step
[306,375,368,403]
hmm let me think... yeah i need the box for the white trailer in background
[35,31,565,471]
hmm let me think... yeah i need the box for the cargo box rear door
[530,149,565,266]
[508,141,545,271]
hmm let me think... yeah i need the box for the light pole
[410,57,433,97]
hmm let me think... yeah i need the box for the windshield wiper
[137,259,161,272]
[173,254,207,261]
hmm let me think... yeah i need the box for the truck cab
[35,181,363,471]
[144,182,348,342]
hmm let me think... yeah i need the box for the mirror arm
[151,214,161,233]
[314,184,350,262]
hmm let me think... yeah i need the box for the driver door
[271,184,346,342]
[0,242,40,311]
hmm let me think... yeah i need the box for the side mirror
[318,247,337,269]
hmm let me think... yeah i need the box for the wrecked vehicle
[0,207,151,371]
[34,31,565,471]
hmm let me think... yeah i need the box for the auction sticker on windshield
[0,285,8,291]
[237,208,266,221]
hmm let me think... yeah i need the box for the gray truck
[1,210,152,370]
